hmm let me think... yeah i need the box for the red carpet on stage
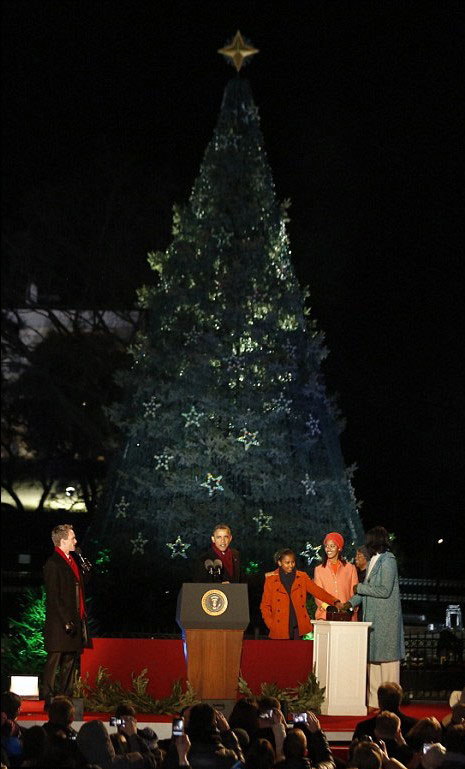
[81,638,315,697]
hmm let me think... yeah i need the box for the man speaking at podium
[193,523,243,583]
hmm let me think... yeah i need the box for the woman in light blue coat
[345,526,405,708]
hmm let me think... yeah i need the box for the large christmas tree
[88,43,363,632]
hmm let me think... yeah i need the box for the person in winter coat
[260,549,341,640]
[77,719,156,768]
[41,524,92,707]
[193,523,243,584]
[313,532,358,620]
[342,526,405,708]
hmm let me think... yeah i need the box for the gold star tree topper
[218,30,259,72]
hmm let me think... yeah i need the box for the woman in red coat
[260,548,341,639]
[313,531,358,620]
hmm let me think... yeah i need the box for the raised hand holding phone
[172,717,185,737]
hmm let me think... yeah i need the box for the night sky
[2,1,464,576]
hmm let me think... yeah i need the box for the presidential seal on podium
[201,589,228,616]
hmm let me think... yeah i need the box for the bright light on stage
[10,675,39,699]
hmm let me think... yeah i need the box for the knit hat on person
[324,532,344,551]
[421,744,446,769]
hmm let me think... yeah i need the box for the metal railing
[401,627,464,701]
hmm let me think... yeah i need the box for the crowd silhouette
[2,686,464,769]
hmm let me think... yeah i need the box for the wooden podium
[176,583,249,701]
[313,620,372,715]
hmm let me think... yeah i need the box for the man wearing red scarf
[41,524,92,708]
[193,523,243,583]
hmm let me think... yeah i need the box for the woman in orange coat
[313,532,358,620]
[260,548,342,639]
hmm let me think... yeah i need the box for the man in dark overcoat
[41,524,92,706]
[192,523,243,583]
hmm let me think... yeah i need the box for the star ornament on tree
[167,536,191,559]
[305,414,321,437]
[200,473,224,496]
[182,405,205,428]
[114,496,130,518]
[237,428,259,451]
[271,392,292,414]
[218,30,259,72]
[300,542,322,565]
[142,396,161,419]
[301,474,316,496]
[252,509,273,533]
[131,532,148,555]
[153,451,174,470]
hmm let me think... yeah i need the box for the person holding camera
[256,700,287,761]
[348,739,409,769]
[77,719,157,768]
[110,703,156,759]
[42,695,91,767]
[41,524,92,708]
[275,711,335,769]
[162,703,243,769]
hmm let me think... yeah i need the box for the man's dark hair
[350,742,383,769]
[229,698,260,736]
[245,737,275,769]
[115,702,136,718]
[377,682,403,712]
[1,691,21,720]
[258,696,280,712]
[375,711,400,740]
[212,523,231,536]
[444,724,465,755]
[187,703,216,742]
[48,695,74,725]
[283,729,307,758]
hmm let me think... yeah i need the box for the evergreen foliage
[238,669,325,713]
[74,666,199,714]
[88,75,363,629]
[1,588,47,684]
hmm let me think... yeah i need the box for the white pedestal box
[313,620,372,716]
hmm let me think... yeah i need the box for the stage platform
[16,638,450,756]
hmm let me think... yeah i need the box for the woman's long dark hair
[365,526,391,557]
[244,738,276,769]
